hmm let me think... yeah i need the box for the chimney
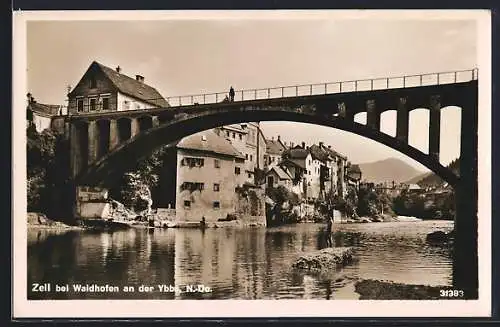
[116,66,121,73]
[201,135,207,141]
[301,142,305,149]
[319,142,324,148]
[290,142,294,148]
[277,135,281,141]
[27,93,34,104]
[136,75,144,83]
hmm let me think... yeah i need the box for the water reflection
[27,221,453,300]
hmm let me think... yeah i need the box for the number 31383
[440,289,464,298]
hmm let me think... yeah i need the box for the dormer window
[89,77,97,89]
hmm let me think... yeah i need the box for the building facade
[215,122,266,186]
[264,136,286,168]
[67,61,169,114]
[174,130,246,223]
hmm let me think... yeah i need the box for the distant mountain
[357,158,424,184]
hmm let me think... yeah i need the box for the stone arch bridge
[62,69,478,295]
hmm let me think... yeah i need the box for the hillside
[413,159,460,187]
[357,158,424,184]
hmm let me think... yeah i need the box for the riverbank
[354,279,443,299]
[27,212,85,231]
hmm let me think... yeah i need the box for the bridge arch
[77,108,460,188]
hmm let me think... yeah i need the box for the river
[27,220,453,300]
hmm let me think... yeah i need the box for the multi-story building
[264,136,286,168]
[215,122,266,186]
[172,130,246,223]
[67,61,169,114]
[346,163,362,190]
[281,143,319,202]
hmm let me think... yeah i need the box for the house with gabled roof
[26,93,64,132]
[264,135,286,168]
[67,61,169,114]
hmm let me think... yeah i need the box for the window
[89,98,97,111]
[239,134,243,140]
[308,170,311,175]
[214,159,220,168]
[184,200,191,208]
[235,167,241,175]
[213,201,220,209]
[232,132,236,139]
[77,99,84,112]
[226,131,230,137]
[180,182,204,192]
[102,97,110,110]
[214,183,220,192]
[309,160,312,165]
[248,173,252,178]
[89,77,97,89]
[181,157,204,167]
[245,154,249,160]
[250,155,253,162]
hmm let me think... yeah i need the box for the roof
[408,184,422,190]
[267,166,292,180]
[222,124,248,134]
[265,138,286,155]
[281,158,306,170]
[348,164,362,174]
[176,129,245,159]
[71,61,169,107]
[321,145,347,160]
[282,145,310,160]
[309,144,330,163]
[28,102,61,117]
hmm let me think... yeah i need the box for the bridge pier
[429,95,441,161]
[88,120,99,164]
[453,91,478,298]
[396,97,409,143]
[109,119,120,150]
[131,117,140,138]
[366,99,380,130]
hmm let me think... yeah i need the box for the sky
[26,14,478,172]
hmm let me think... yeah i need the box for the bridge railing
[165,68,478,107]
[67,68,478,114]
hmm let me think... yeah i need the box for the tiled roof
[268,166,292,180]
[283,145,309,159]
[309,144,330,162]
[325,147,347,160]
[28,102,61,117]
[72,61,169,107]
[265,139,286,155]
[281,158,306,170]
[176,129,245,159]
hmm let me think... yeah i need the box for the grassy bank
[354,279,443,300]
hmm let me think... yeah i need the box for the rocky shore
[354,279,443,300]
[27,212,84,230]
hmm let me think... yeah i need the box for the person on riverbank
[325,217,334,247]
[229,86,235,102]
[200,216,206,229]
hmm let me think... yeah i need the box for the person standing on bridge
[229,86,235,102]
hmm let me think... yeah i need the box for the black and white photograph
[13,10,491,317]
